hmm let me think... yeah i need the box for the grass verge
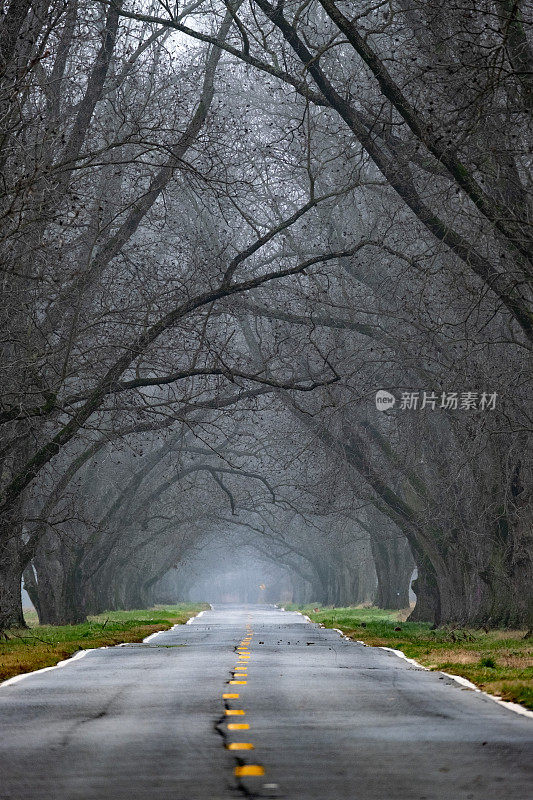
[0,603,209,683]
[288,605,533,710]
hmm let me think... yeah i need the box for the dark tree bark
[371,534,414,610]
[0,534,25,629]
[408,550,441,625]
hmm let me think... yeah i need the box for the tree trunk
[61,568,88,625]
[408,550,441,624]
[435,528,533,627]
[0,537,25,629]
[371,534,414,609]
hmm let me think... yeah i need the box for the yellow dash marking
[227,743,254,750]
[229,680,247,685]
[227,723,249,730]
[223,693,239,699]
[235,765,265,777]
[225,709,245,716]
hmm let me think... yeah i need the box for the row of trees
[1,0,531,630]
[24,415,414,622]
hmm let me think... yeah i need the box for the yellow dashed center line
[227,743,254,750]
[235,765,265,777]
[221,620,267,789]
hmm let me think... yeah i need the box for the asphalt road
[0,604,531,800]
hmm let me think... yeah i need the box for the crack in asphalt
[59,684,132,747]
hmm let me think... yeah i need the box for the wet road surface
[0,604,531,799]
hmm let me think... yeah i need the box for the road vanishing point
[0,604,531,799]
